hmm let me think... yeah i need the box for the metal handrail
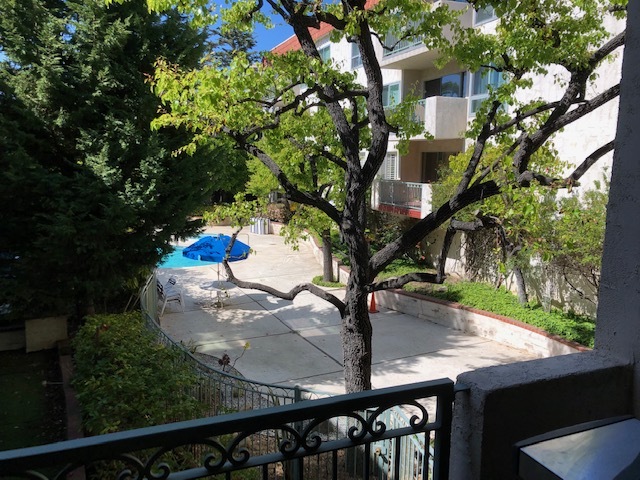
[143,272,331,413]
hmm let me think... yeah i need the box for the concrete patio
[157,226,538,395]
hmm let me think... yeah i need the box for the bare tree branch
[370,180,502,276]
[227,129,342,223]
[221,228,347,315]
[452,101,501,199]
[567,140,615,184]
[369,272,441,292]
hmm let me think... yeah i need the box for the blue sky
[254,16,294,51]
[212,1,294,52]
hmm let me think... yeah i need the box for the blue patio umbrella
[182,234,250,263]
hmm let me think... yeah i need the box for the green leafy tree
[536,177,609,305]
[0,0,218,317]
[433,144,565,304]
[141,0,624,391]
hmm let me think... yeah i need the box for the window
[423,73,465,99]
[318,44,331,62]
[469,67,504,114]
[474,6,497,25]
[351,43,362,69]
[382,83,401,108]
[380,152,399,180]
[421,152,455,183]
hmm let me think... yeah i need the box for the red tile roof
[271,0,380,54]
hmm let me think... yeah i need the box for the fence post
[292,386,303,480]
[432,383,454,480]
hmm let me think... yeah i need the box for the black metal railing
[0,379,454,480]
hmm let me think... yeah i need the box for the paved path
[158,226,535,395]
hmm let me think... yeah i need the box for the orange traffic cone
[369,292,379,313]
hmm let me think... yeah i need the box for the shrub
[72,312,203,435]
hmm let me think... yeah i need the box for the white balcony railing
[414,96,468,139]
[380,1,474,68]
[372,179,435,218]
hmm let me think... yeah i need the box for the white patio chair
[157,278,184,316]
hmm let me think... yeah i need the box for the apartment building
[272,1,623,221]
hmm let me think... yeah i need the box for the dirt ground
[0,349,65,450]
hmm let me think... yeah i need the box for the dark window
[421,152,455,183]
[423,73,465,99]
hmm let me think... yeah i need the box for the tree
[433,143,565,305]
[0,0,216,318]
[144,0,625,392]
[209,26,260,68]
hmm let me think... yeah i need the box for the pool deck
[157,226,537,395]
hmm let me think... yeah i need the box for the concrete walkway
[158,226,535,395]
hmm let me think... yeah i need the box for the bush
[72,312,203,435]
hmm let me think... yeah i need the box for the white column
[596,0,640,414]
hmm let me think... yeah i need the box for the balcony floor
[157,227,536,395]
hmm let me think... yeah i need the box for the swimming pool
[158,244,218,269]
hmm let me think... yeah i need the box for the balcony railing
[0,379,454,480]
[373,179,435,218]
[0,275,454,480]
[414,96,468,139]
[383,32,423,57]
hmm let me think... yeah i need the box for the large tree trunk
[513,265,529,305]
[340,194,373,392]
[322,229,334,282]
[342,285,373,392]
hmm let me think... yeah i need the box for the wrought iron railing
[0,379,454,480]
[145,271,328,413]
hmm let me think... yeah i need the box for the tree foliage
[0,0,218,317]
[138,0,624,391]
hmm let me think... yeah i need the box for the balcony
[414,96,468,140]
[380,1,473,70]
[372,179,435,219]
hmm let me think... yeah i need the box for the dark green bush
[73,312,204,435]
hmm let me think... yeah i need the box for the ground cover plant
[375,259,594,346]
[405,281,595,347]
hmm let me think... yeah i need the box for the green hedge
[72,312,203,435]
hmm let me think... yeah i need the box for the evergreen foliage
[0,0,220,317]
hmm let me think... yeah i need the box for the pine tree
[0,0,216,317]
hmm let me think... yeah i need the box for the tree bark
[322,229,334,282]
[342,284,373,392]
[512,265,529,305]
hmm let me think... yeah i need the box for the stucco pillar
[595,0,640,415]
